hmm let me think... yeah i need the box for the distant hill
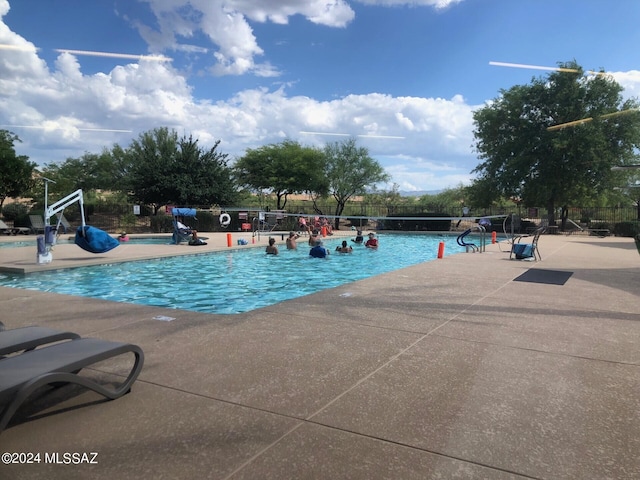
[399,190,442,197]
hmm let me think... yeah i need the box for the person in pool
[309,229,320,246]
[336,240,353,253]
[365,232,379,249]
[286,231,300,250]
[309,239,329,258]
[266,237,279,255]
[118,231,129,242]
[352,230,364,244]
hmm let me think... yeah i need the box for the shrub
[119,213,137,230]
[2,203,29,221]
[150,215,174,233]
[612,221,640,237]
[194,211,216,231]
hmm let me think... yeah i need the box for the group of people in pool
[265,229,378,258]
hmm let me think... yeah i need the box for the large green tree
[171,135,238,207]
[472,61,640,227]
[125,128,237,213]
[0,130,36,211]
[233,140,328,210]
[125,127,180,213]
[324,138,390,229]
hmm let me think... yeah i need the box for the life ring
[219,213,231,227]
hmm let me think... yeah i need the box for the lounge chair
[28,214,45,234]
[0,219,30,235]
[0,326,80,357]
[0,220,12,235]
[0,336,144,433]
[510,226,546,261]
[55,213,72,234]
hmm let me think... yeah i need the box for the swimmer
[365,232,378,249]
[286,231,300,250]
[309,239,329,258]
[336,240,353,253]
[266,237,279,255]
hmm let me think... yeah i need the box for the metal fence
[47,203,639,234]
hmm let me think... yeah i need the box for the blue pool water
[0,234,466,314]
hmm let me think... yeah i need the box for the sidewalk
[1,234,638,479]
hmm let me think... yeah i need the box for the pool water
[0,234,465,314]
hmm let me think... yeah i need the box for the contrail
[54,49,171,62]
[0,44,171,62]
[489,61,580,73]
[0,125,132,133]
[0,44,37,52]
[490,61,607,76]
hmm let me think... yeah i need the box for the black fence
[10,203,639,236]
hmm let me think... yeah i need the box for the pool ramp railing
[456,226,488,253]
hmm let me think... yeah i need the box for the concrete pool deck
[0,232,638,479]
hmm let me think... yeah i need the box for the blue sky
[1,0,639,193]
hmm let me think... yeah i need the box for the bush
[612,221,640,237]
[2,203,29,221]
[194,211,217,231]
[119,213,137,230]
[150,215,174,233]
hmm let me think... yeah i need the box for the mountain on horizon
[399,190,442,197]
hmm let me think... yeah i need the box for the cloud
[610,70,640,99]
[134,0,355,77]
[0,22,478,189]
[132,1,462,76]
[3,0,640,193]
[355,0,463,8]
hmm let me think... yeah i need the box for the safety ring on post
[219,212,231,227]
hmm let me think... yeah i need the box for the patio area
[1,233,638,479]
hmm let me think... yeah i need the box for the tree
[364,183,405,215]
[324,138,390,229]
[171,135,238,207]
[233,140,327,210]
[125,128,238,213]
[472,61,640,228]
[125,127,180,214]
[0,130,36,210]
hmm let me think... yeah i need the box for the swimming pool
[0,234,466,314]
